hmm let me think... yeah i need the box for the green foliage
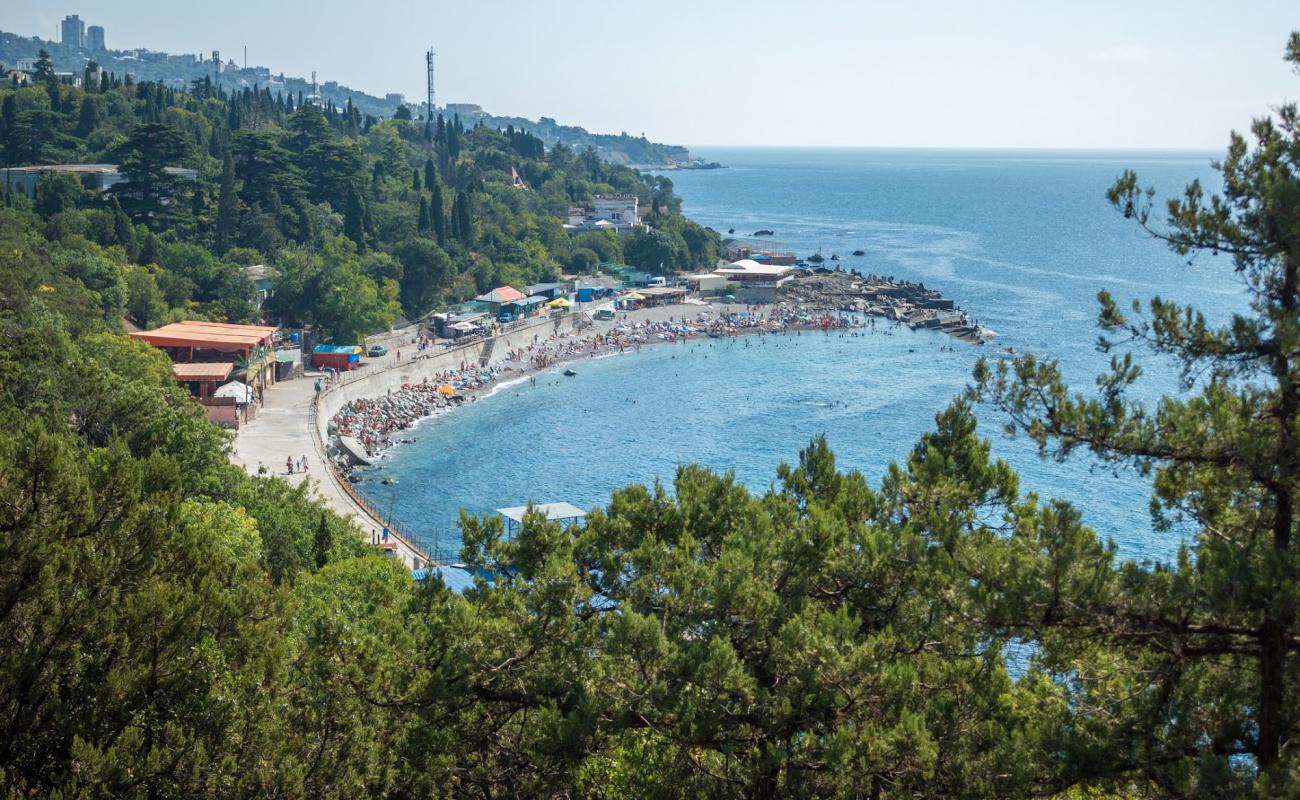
[970,31,1300,792]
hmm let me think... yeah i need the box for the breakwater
[779,271,993,343]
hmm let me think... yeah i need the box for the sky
[1,0,1296,150]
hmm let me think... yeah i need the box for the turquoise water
[361,148,1247,565]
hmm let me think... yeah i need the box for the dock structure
[496,502,588,535]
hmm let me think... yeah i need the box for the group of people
[285,454,309,474]
[326,304,866,462]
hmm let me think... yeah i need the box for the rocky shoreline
[778,271,994,343]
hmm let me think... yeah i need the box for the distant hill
[0,29,716,168]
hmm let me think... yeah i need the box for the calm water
[361,148,1248,565]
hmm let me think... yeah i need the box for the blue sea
[360,148,1247,565]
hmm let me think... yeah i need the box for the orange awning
[172,362,234,382]
[131,320,277,350]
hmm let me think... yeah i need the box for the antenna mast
[425,48,436,118]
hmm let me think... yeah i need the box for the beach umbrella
[438,385,455,396]
[547,297,573,307]
[214,381,255,404]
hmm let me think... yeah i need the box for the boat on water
[830,254,841,261]
[563,368,577,377]
[807,252,825,263]
[852,249,866,256]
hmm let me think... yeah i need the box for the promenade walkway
[230,366,432,568]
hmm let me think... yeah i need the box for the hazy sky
[2,1,1296,149]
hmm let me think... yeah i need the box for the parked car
[595,308,616,320]
[366,344,389,357]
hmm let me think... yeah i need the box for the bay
[359,148,1246,565]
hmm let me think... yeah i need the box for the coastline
[327,303,872,470]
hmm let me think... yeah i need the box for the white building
[564,194,644,234]
[591,194,639,225]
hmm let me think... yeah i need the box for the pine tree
[975,31,1300,783]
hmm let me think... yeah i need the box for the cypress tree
[429,179,446,244]
[343,186,366,251]
[453,190,472,243]
[313,512,333,570]
[423,159,436,191]
[74,96,97,138]
[215,149,238,254]
[137,231,159,266]
[412,167,421,192]
[417,196,431,234]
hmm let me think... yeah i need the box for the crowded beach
[326,304,867,466]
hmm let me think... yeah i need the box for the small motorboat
[563,368,577,377]
[808,253,825,263]
[830,254,841,261]
[852,249,866,256]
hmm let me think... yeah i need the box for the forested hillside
[0,51,718,341]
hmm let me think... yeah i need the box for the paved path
[231,369,430,568]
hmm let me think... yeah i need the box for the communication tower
[425,48,436,118]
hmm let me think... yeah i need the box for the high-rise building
[86,25,105,52]
[60,15,86,49]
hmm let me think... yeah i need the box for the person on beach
[302,455,309,473]
[286,456,294,474]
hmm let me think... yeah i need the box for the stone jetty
[777,271,993,343]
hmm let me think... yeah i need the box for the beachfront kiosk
[495,502,588,535]
[130,320,278,398]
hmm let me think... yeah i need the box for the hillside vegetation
[0,51,718,341]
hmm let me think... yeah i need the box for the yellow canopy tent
[547,297,573,307]
[623,292,645,300]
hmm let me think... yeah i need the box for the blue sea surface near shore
[360,147,1247,567]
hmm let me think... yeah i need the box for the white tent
[214,381,255,404]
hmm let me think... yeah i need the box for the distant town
[0,13,719,168]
